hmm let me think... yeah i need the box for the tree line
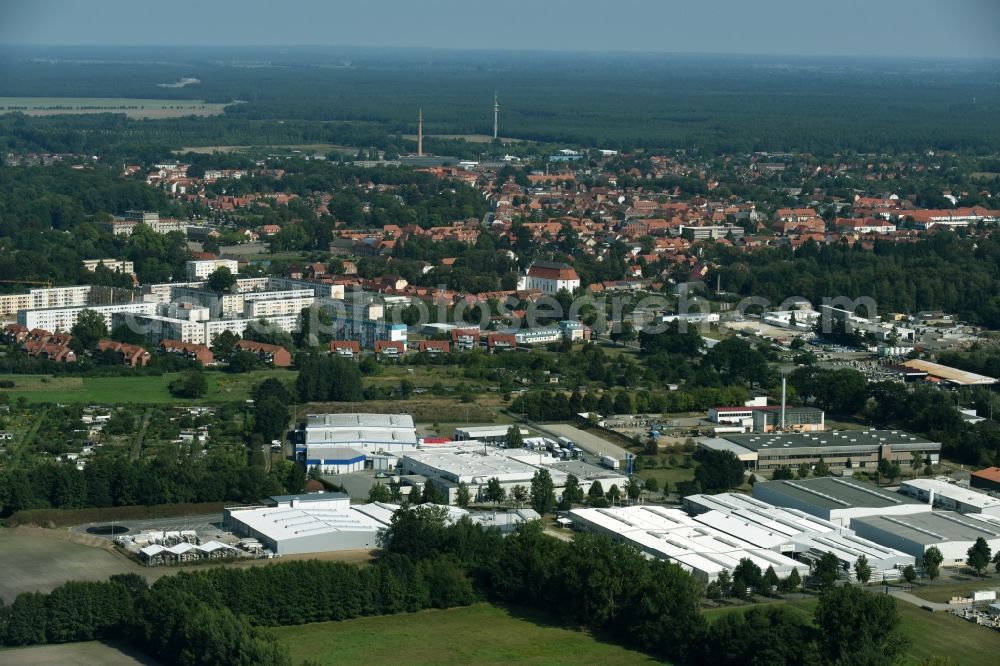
[0,505,914,665]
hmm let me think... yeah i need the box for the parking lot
[70,513,231,543]
[536,423,629,461]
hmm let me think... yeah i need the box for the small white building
[899,478,1000,516]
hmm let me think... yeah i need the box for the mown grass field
[704,595,1000,666]
[0,529,152,601]
[0,96,229,118]
[0,641,150,665]
[908,578,1000,603]
[0,369,294,405]
[270,603,661,666]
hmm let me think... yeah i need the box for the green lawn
[704,595,1000,665]
[0,369,294,405]
[269,603,661,666]
[637,465,697,491]
[908,578,1000,604]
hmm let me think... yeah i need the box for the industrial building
[223,493,395,556]
[224,493,542,556]
[568,505,809,584]
[303,447,366,474]
[700,429,941,473]
[299,413,418,460]
[453,425,528,446]
[682,492,915,578]
[897,359,997,387]
[899,478,1000,516]
[971,467,1000,494]
[752,476,931,527]
[398,445,628,505]
[851,511,1000,564]
[707,405,825,433]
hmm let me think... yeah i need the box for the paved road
[535,423,629,461]
[889,589,953,612]
[71,514,226,540]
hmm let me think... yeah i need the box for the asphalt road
[71,514,227,541]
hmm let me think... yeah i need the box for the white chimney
[780,375,787,432]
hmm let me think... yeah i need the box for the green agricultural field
[0,96,229,118]
[0,369,294,405]
[704,595,1000,666]
[270,603,661,665]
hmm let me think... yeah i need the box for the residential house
[234,340,292,367]
[96,339,151,367]
[330,340,361,360]
[159,339,214,365]
[374,340,405,359]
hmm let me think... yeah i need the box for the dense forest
[709,232,1000,328]
[1,46,999,155]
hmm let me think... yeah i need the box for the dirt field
[0,527,376,602]
[0,641,155,665]
[0,97,229,119]
[0,528,155,601]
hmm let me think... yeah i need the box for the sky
[1,0,998,59]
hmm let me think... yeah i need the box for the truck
[601,455,620,470]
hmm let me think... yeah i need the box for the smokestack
[780,374,787,432]
[493,92,499,140]
[417,109,423,157]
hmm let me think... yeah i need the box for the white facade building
[0,285,92,319]
[899,478,1000,516]
[186,259,239,281]
[83,259,135,275]
[19,301,158,333]
[752,477,932,528]
[517,260,581,294]
[851,511,1000,564]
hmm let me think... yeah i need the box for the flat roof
[900,359,997,386]
[269,492,349,504]
[754,477,926,511]
[306,413,415,429]
[726,429,938,452]
[852,512,1000,545]
[698,437,758,460]
[901,479,1000,510]
[548,460,629,481]
[305,429,418,445]
[402,450,542,483]
[230,501,398,543]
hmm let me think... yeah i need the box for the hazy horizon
[1,0,998,60]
